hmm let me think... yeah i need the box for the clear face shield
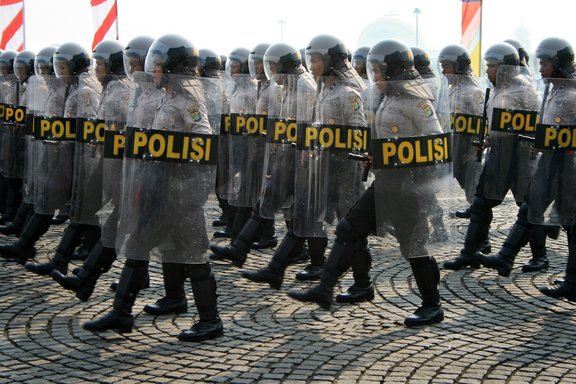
[14,61,29,82]
[92,57,109,83]
[34,57,53,77]
[225,59,242,77]
[123,54,144,80]
[264,60,281,84]
[53,57,71,79]
[248,56,265,80]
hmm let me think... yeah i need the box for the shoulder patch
[417,100,434,117]
[187,104,202,122]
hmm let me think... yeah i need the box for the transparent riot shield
[292,74,368,237]
[527,77,576,227]
[33,75,75,215]
[258,75,298,219]
[69,73,104,225]
[482,65,540,202]
[117,74,220,264]
[94,75,131,247]
[216,72,232,201]
[22,75,48,203]
[444,73,487,206]
[0,76,26,178]
[226,73,260,207]
[371,77,453,259]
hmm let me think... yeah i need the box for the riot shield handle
[518,134,535,143]
[348,153,371,182]
[472,87,491,162]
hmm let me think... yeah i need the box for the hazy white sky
[21,0,574,59]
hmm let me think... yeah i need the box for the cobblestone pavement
[1,194,575,383]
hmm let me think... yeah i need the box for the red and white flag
[461,0,482,76]
[91,0,119,50]
[0,0,24,51]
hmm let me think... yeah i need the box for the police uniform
[288,73,446,326]
[445,68,541,271]
[24,71,102,276]
[0,75,69,262]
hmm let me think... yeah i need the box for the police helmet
[484,42,519,66]
[504,39,530,67]
[366,39,414,82]
[123,35,154,79]
[14,50,36,81]
[0,50,17,75]
[249,43,271,79]
[437,44,471,75]
[305,34,348,76]
[93,40,125,75]
[352,46,370,73]
[263,42,301,80]
[144,34,199,75]
[411,46,435,78]
[199,48,221,78]
[53,42,91,77]
[535,37,575,78]
[35,45,58,76]
[226,47,250,75]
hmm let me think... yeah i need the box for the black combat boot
[477,221,530,277]
[522,225,549,272]
[143,262,188,315]
[242,232,304,289]
[0,178,22,225]
[51,241,118,301]
[210,215,263,267]
[287,238,354,310]
[295,237,327,281]
[25,222,83,276]
[251,217,277,250]
[0,213,52,264]
[443,219,487,270]
[178,270,224,342]
[404,256,444,326]
[0,201,32,236]
[539,227,576,301]
[70,225,101,261]
[336,239,375,304]
[83,260,148,333]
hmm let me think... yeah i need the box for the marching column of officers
[0,32,574,342]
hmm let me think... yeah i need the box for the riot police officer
[83,34,223,342]
[225,43,276,249]
[24,41,123,276]
[0,50,20,225]
[352,46,370,80]
[242,35,369,290]
[0,43,93,264]
[437,44,481,220]
[288,39,447,326]
[444,42,541,271]
[480,38,576,282]
[412,46,435,78]
[51,37,155,300]
[212,46,252,239]
[0,50,35,237]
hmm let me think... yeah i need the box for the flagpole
[114,0,119,40]
[478,0,482,76]
[22,0,26,50]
